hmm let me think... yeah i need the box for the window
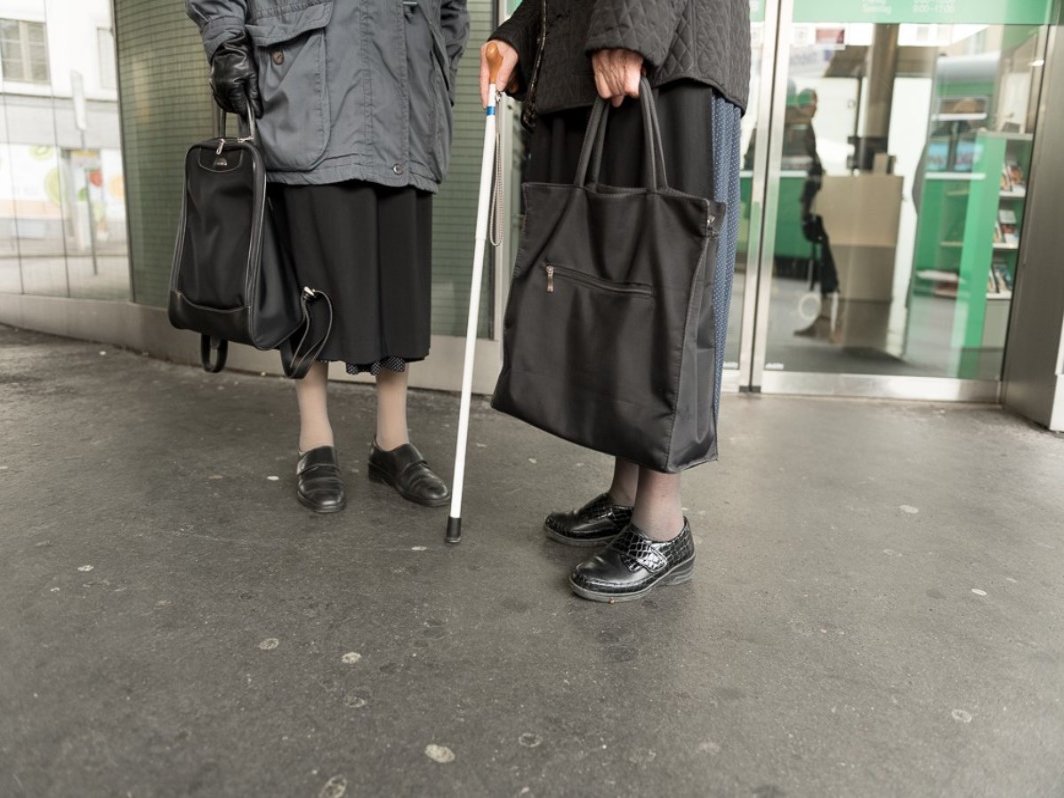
[98,27,116,90]
[0,19,50,84]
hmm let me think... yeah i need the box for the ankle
[374,433,409,452]
[299,432,334,454]
[607,487,635,507]
[632,513,685,542]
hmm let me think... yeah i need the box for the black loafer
[296,446,346,514]
[544,492,633,546]
[569,520,695,603]
[368,441,450,507]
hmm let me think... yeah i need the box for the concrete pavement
[1,324,1062,797]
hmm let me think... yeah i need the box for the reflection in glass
[0,0,129,300]
[761,21,1044,380]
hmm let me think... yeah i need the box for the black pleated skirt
[268,181,433,371]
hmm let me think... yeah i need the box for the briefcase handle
[214,104,258,144]
[574,76,669,192]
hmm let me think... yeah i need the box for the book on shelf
[1005,160,1026,191]
[1000,161,1027,195]
[991,259,1013,292]
[954,139,975,172]
[926,139,949,172]
[997,208,1019,244]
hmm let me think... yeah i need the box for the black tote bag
[169,111,331,377]
[491,81,726,473]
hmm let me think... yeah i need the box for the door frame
[733,0,1050,403]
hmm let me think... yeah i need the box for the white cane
[446,43,504,544]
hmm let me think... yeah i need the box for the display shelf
[916,270,959,283]
[913,131,1028,359]
[950,131,1030,353]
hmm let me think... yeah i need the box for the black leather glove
[209,32,263,118]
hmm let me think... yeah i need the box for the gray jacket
[186,0,470,191]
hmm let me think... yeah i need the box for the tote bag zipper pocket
[544,263,653,297]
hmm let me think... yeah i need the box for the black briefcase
[169,110,330,377]
[492,81,727,472]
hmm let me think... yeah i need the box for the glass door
[724,0,775,390]
[745,0,1052,399]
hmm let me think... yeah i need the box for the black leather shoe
[368,441,450,507]
[569,521,695,602]
[296,446,346,514]
[544,492,633,547]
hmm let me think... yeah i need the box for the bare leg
[375,368,410,451]
[631,468,684,541]
[295,361,333,453]
[608,458,639,505]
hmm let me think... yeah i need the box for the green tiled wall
[114,0,214,307]
[430,2,495,338]
[114,0,494,338]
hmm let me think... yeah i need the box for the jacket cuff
[199,15,248,60]
[491,6,540,99]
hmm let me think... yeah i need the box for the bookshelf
[912,131,1031,369]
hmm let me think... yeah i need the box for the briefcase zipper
[543,263,652,297]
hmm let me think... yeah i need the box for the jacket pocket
[406,7,451,182]
[246,2,334,171]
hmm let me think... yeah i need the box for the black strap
[279,287,334,379]
[575,77,668,191]
[197,289,331,378]
[200,335,228,373]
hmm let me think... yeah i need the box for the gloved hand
[209,32,263,118]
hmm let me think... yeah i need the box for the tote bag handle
[574,77,669,192]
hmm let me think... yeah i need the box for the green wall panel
[431,0,495,338]
[114,0,214,308]
[794,0,1053,25]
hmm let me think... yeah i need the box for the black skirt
[268,181,433,372]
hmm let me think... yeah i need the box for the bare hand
[591,49,644,108]
[479,39,520,108]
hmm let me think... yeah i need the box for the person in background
[481,0,750,601]
[186,0,469,514]
[790,88,823,219]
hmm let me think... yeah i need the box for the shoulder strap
[280,287,334,379]
[200,335,228,373]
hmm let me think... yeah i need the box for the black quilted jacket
[492,0,750,115]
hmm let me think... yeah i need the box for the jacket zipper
[543,263,652,297]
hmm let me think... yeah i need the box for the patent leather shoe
[296,446,346,514]
[544,492,633,546]
[569,520,695,602]
[368,441,450,507]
